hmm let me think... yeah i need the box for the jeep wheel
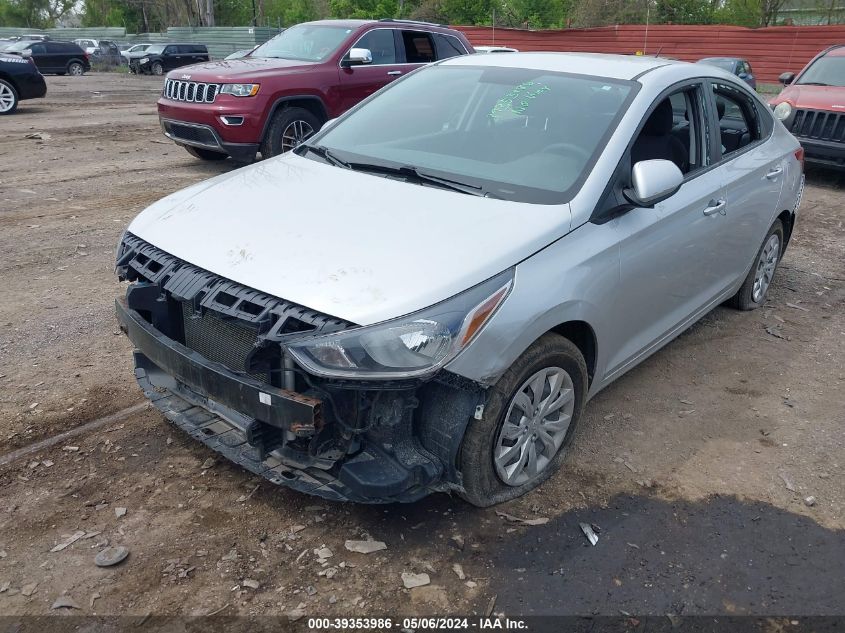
[184,145,229,161]
[68,62,85,76]
[0,79,19,115]
[151,62,163,76]
[260,107,321,158]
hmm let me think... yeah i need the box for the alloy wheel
[69,63,83,76]
[494,366,575,487]
[281,119,315,152]
[0,83,15,113]
[752,233,780,302]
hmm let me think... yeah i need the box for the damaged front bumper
[117,297,474,503]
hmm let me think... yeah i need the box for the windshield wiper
[301,144,351,168]
[347,162,488,197]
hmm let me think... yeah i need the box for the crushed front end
[115,234,482,502]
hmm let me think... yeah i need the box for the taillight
[795,147,805,172]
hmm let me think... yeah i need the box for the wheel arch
[260,95,328,141]
[777,209,795,251]
[549,320,597,386]
[0,72,20,92]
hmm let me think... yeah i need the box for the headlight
[287,270,513,379]
[139,57,149,64]
[220,83,260,97]
[773,102,792,121]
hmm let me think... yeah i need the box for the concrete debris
[242,579,260,590]
[201,458,216,470]
[221,548,238,562]
[50,530,86,552]
[21,582,38,597]
[452,563,466,580]
[114,507,127,518]
[344,540,387,554]
[51,595,82,610]
[450,534,465,550]
[779,472,797,492]
[402,572,430,589]
[804,496,816,507]
[495,510,549,526]
[314,546,333,560]
[94,545,129,567]
[580,522,599,546]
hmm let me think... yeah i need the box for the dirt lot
[0,75,843,623]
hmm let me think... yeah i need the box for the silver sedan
[116,52,804,506]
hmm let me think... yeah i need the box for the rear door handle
[703,199,726,216]
[387,70,402,76]
[766,166,783,180]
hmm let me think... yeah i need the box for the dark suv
[3,40,89,76]
[157,19,473,162]
[0,52,47,114]
[130,43,210,76]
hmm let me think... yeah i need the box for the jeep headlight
[220,83,260,97]
[773,102,792,121]
[286,270,513,379]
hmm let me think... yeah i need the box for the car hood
[127,154,572,326]
[166,56,319,82]
[772,84,845,110]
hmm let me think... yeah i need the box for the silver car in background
[115,53,803,506]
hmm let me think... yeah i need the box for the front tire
[728,219,784,311]
[151,62,163,76]
[459,334,588,507]
[184,145,229,161]
[0,79,19,115]
[68,62,84,76]
[260,107,321,158]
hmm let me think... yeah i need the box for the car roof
[302,18,455,31]
[698,56,742,63]
[441,52,678,80]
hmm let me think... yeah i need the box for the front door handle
[703,199,726,216]
[387,70,402,76]
[766,166,783,180]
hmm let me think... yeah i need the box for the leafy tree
[654,0,714,23]
[0,0,75,27]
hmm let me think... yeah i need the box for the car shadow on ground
[484,493,844,617]
[805,165,845,189]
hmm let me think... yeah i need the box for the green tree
[0,0,75,27]
[654,0,714,23]
[330,0,398,18]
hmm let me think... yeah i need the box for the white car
[120,43,153,63]
[115,53,803,506]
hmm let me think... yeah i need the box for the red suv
[771,45,845,169]
[157,19,474,162]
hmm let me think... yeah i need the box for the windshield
[797,56,845,86]
[251,24,352,61]
[130,44,149,52]
[311,65,634,204]
[5,41,32,52]
[145,45,165,54]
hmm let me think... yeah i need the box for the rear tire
[458,333,588,507]
[68,62,84,76]
[727,219,784,311]
[0,79,19,115]
[260,106,321,158]
[184,146,229,161]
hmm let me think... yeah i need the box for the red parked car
[771,44,845,169]
[157,19,474,162]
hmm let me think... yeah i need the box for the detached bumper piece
[117,297,441,503]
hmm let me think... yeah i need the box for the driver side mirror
[779,72,795,85]
[624,159,684,208]
[343,47,372,67]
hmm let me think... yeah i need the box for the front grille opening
[214,292,237,308]
[147,260,163,274]
[239,301,263,316]
[278,318,317,336]
[136,253,150,266]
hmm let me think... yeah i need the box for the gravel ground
[0,74,843,624]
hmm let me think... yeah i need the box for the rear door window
[401,31,435,64]
[712,83,764,158]
[432,33,466,59]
